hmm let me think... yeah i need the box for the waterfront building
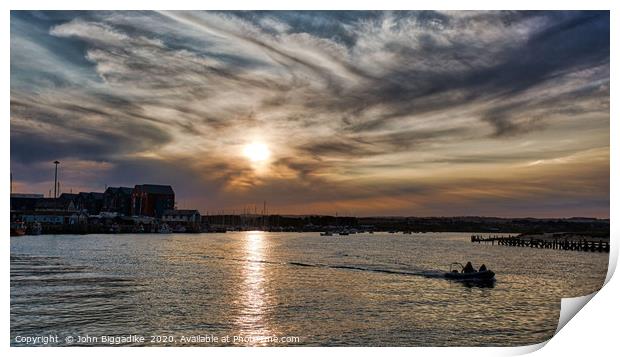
[10,193,44,212]
[103,187,133,216]
[21,197,88,225]
[58,193,79,208]
[22,213,65,225]
[131,184,175,218]
[162,209,202,232]
[162,209,201,225]
[77,192,104,214]
[10,193,44,199]
[22,211,88,225]
[58,192,105,215]
[34,198,77,212]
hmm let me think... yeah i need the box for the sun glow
[243,142,271,163]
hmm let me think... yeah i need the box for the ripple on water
[10,232,608,346]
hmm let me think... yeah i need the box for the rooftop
[105,187,133,195]
[134,184,174,195]
[163,209,200,216]
[34,198,76,211]
[78,192,105,199]
[10,193,44,198]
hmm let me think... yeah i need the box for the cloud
[10,10,610,217]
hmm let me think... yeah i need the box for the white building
[162,209,201,224]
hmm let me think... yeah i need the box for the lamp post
[53,161,60,198]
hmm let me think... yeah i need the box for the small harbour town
[10,162,610,244]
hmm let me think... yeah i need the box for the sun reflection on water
[236,231,272,345]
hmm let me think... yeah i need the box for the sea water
[10,232,608,346]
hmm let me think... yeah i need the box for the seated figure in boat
[463,261,475,273]
[478,264,487,272]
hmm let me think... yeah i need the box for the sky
[10,11,610,218]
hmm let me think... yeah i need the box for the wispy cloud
[10,11,610,217]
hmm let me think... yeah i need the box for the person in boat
[462,261,475,273]
[478,264,487,272]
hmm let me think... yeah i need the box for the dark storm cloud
[10,96,173,164]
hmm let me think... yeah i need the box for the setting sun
[243,142,271,163]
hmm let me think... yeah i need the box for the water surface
[10,232,608,346]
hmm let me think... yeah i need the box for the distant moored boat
[10,222,26,236]
[159,224,172,234]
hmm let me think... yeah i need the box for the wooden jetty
[471,234,610,253]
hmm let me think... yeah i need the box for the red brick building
[131,184,175,218]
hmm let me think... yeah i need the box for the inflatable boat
[444,262,496,281]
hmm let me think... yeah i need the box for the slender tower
[53,161,60,198]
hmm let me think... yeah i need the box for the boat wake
[198,254,445,279]
[310,263,445,279]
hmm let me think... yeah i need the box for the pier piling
[470,234,609,253]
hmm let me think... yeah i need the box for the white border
[2,1,616,356]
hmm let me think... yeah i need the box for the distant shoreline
[11,230,610,239]
[518,232,610,242]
